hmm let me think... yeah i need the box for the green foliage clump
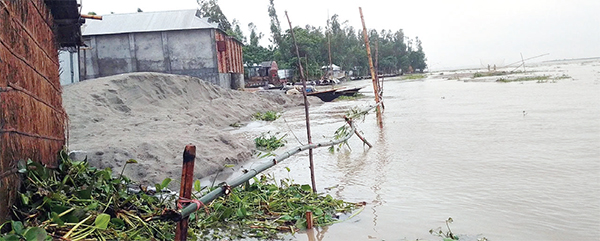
[253,111,281,121]
[473,71,509,78]
[190,174,363,240]
[335,93,365,101]
[496,75,550,82]
[254,132,287,151]
[2,152,176,240]
[403,74,427,80]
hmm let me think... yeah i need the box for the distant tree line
[198,0,427,80]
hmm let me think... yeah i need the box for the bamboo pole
[359,7,383,127]
[81,14,102,20]
[175,145,196,241]
[176,103,381,220]
[285,11,317,193]
[520,52,526,73]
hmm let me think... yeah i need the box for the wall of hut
[215,30,244,89]
[0,0,66,223]
[80,28,245,90]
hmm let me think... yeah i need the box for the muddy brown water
[220,60,600,240]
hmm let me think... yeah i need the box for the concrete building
[79,10,244,89]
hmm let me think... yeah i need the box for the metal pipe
[177,104,381,219]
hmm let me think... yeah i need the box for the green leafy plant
[4,151,176,240]
[328,125,352,153]
[254,132,287,151]
[190,174,364,240]
[0,221,50,241]
[252,111,281,121]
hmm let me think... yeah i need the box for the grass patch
[473,71,510,78]
[253,111,281,121]
[555,74,571,80]
[402,74,427,80]
[497,75,550,82]
[335,93,365,101]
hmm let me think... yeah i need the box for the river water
[236,59,600,241]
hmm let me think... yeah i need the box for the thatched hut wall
[0,0,66,223]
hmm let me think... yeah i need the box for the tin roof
[82,9,219,36]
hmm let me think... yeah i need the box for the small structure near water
[79,10,244,89]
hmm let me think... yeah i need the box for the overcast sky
[81,0,599,70]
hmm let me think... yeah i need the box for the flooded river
[236,59,600,240]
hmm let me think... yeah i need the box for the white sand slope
[62,72,318,187]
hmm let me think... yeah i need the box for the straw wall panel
[0,0,65,224]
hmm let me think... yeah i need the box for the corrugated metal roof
[82,9,218,36]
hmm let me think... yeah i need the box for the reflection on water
[262,60,600,241]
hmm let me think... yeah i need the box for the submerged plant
[429,217,488,241]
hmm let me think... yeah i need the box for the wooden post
[306,211,314,229]
[285,11,317,193]
[359,7,383,127]
[175,145,196,241]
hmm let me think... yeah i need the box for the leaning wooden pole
[285,11,317,193]
[359,7,383,127]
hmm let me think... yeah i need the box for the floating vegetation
[473,71,510,78]
[497,75,550,82]
[2,152,177,240]
[190,174,364,240]
[555,74,571,80]
[253,111,281,121]
[2,151,363,240]
[429,217,488,241]
[402,74,427,80]
[254,132,287,152]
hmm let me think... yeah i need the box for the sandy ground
[62,72,321,188]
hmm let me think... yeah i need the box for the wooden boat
[335,86,364,96]
[306,89,339,102]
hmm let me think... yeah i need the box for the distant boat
[306,89,339,102]
[335,86,363,96]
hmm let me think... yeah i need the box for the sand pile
[62,72,319,187]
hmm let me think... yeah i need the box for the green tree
[228,19,245,43]
[408,37,427,72]
[137,8,143,12]
[197,0,231,31]
[243,23,273,66]
[268,0,282,47]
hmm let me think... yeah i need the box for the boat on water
[306,89,339,102]
[335,86,363,96]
